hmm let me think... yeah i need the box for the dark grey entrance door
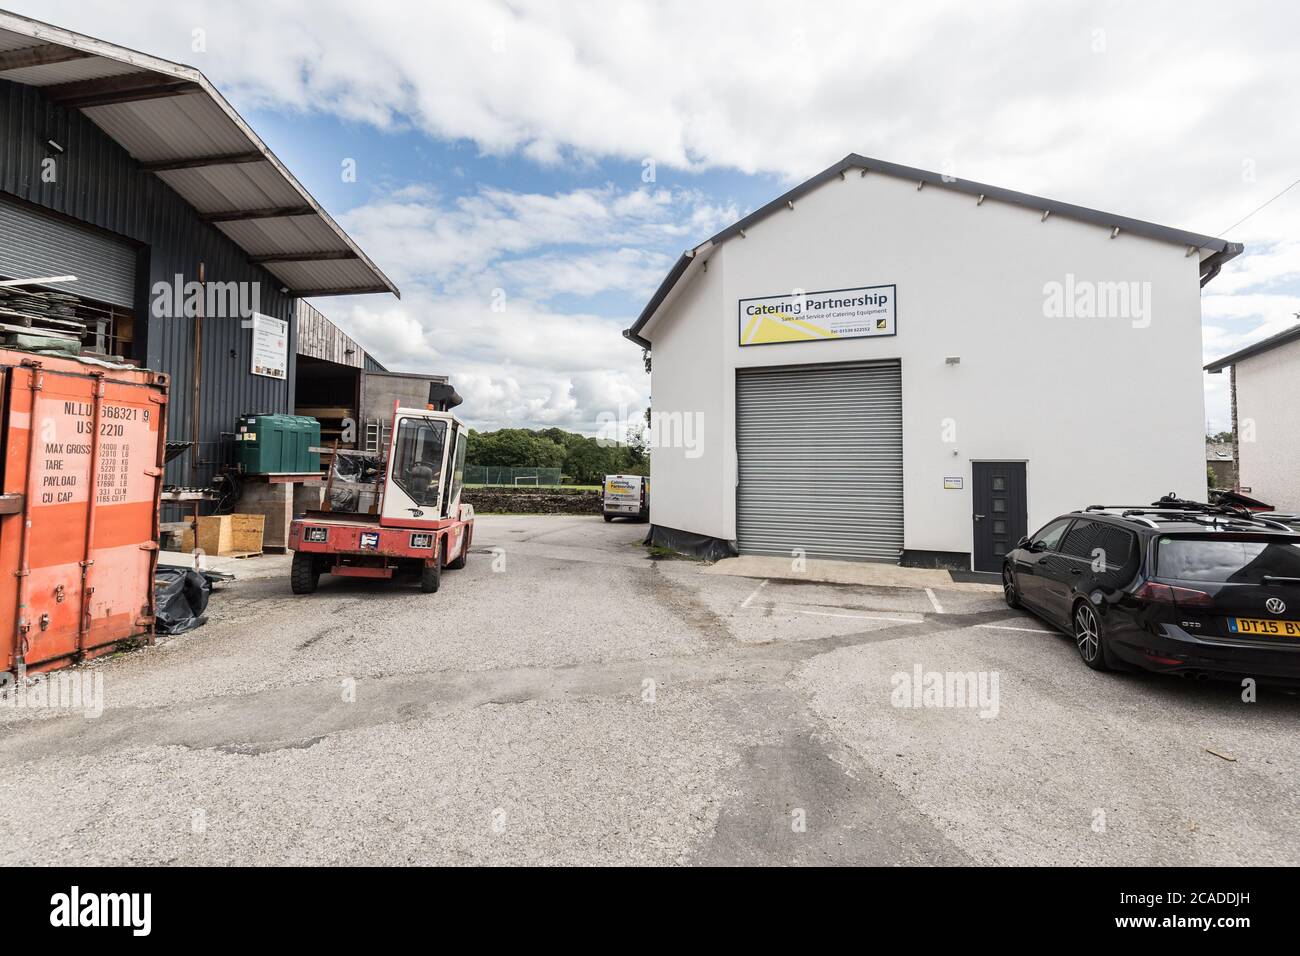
[972,462,1027,572]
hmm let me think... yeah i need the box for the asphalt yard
[1,515,1296,865]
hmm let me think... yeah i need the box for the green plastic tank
[235,414,321,473]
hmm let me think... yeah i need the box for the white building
[626,154,1241,571]
[1205,324,1300,511]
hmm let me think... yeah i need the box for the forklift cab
[381,399,468,528]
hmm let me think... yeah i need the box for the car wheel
[420,541,444,593]
[290,551,320,594]
[1002,566,1022,609]
[1073,600,1109,671]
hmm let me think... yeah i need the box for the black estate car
[1002,501,1300,682]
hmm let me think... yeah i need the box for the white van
[602,474,649,522]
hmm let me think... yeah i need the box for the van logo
[1266,598,1287,614]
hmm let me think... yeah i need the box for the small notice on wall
[250,313,288,379]
[738,284,896,346]
[943,477,964,490]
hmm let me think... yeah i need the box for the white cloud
[17,1,1297,231]
[337,183,723,291]
[318,289,648,433]
[14,0,1300,435]
[496,248,673,301]
[1210,239,1300,295]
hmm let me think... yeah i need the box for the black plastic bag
[154,567,212,635]
[333,451,381,483]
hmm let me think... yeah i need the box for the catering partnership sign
[738,284,896,346]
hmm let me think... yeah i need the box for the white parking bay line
[774,605,923,624]
[924,587,944,614]
[975,623,1054,634]
[739,579,769,609]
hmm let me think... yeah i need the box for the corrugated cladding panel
[0,59,144,87]
[0,77,296,497]
[295,299,365,368]
[156,163,300,213]
[83,95,252,161]
[266,258,380,291]
[736,361,903,562]
[0,32,36,51]
[217,215,344,256]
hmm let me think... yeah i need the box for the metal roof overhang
[625,153,1244,348]
[0,10,399,299]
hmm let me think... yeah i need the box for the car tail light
[1133,581,1214,607]
[1143,653,1185,666]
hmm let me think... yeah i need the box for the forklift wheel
[603,515,613,523]
[290,552,320,594]
[420,542,443,593]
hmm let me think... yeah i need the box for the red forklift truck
[287,384,473,594]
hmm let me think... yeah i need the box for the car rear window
[1156,535,1300,583]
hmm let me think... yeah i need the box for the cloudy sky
[14,0,1300,433]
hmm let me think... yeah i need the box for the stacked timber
[0,288,87,354]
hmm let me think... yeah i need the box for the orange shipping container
[0,348,168,674]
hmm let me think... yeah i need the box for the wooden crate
[194,513,265,557]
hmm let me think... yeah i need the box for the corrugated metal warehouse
[0,10,400,508]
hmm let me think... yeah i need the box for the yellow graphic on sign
[740,311,835,345]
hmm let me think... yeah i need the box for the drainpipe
[13,360,44,676]
[76,372,106,660]
[1199,259,1223,288]
[1229,364,1240,492]
[191,262,205,486]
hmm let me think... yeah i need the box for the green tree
[467,429,564,469]
[465,425,647,484]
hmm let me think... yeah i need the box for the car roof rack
[1080,497,1296,533]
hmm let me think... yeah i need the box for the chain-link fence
[464,465,563,486]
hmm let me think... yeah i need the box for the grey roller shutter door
[0,194,137,309]
[737,360,903,562]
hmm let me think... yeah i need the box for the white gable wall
[1235,337,1300,511]
[646,170,1208,561]
[647,254,729,539]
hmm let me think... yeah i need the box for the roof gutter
[1199,242,1245,288]
[623,249,694,348]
